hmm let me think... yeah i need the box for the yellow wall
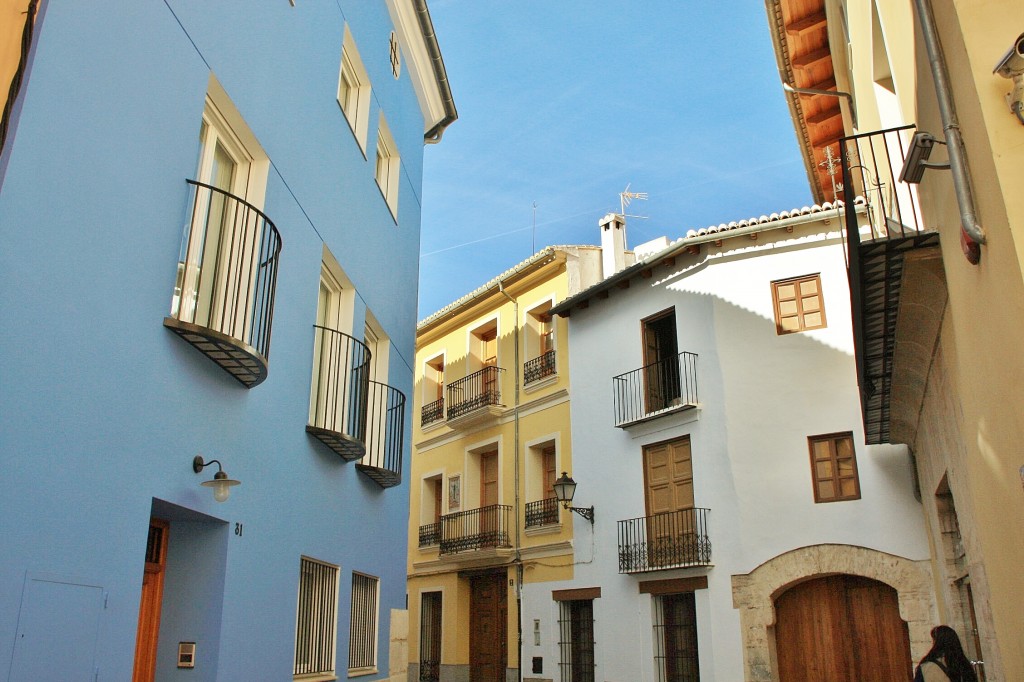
[407,252,578,674]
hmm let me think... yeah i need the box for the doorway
[774,575,911,681]
[469,572,507,682]
[132,519,169,682]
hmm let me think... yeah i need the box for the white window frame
[294,556,340,680]
[374,113,400,219]
[309,249,357,427]
[348,572,380,675]
[338,25,372,153]
[171,76,269,334]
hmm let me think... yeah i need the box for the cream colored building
[767,1,1024,679]
[407,245,619,682]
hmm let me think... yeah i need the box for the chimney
[600,213,627,279]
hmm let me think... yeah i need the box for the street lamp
[552,472,594,524]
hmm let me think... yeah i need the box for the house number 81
[235,523,243,537]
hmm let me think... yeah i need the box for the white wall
[522,218,929,682]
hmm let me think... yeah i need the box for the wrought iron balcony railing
[439,504,512,555]
[418,522,441,548]
[421,397,444,426]
[306,326,371,460]
[524,349,557,385]
[356,380,405,488]
[525,497,560,528]
[446,366,504,420]
[613,352,698,427]
[838,125,939,445]
[617,508,711,573]
[165,179,282,388]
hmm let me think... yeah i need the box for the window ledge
[420,419,447,434]
[294,673,338,682]
[523,373,559,393]
[348,667,378,678]
[524,522,563,537]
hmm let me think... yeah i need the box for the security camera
[993,32,1024,78]
[994,32,1024,126]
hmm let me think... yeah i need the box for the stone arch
[731,544,935,682]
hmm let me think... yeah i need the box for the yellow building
[767,1,1024,679]
[406,245,613,682]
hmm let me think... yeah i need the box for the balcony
[445,366,505,426]
[524,349,556,385]
[525,497,559,528]
[613,352,698,427]
[164,180,282,388]
[418,522,441,548]
[306,326,371,460]
[421,397,444,427]
[439,504,512,555]
[356,380,405,488]
[617,508,712,573]
[838,125,939,444]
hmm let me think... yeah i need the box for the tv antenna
[619,183,649,219]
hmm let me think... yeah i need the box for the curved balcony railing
[306,326,371,460]
[446,366,504,420]
[356,380,405,488]
[617,508,711,573]
[418,522,441,548]
[164,179,282,388]
[525,497,559,528]
[439,504,512,555]
[524,349,557,385]
[613,351,698,427]
[421,397,444,426]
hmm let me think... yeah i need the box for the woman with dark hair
[915,625,979,682]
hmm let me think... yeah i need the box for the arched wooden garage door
[775,575,912,682]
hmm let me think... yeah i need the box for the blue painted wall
[0,1,430,679]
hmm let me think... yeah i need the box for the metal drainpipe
[912,0,986,256]
[497,280,523,682]
[783,82,858,129]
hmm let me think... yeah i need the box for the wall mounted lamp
[552,472,594,524]
[993,32,1024,126]
[898,132,950,184]
[192,455,240,502]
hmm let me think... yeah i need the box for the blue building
[0,2,455,680]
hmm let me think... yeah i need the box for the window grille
[348,572,379,672]
[294,557,339,677]
[419,592,442,681]
[652,593,700,682]
[558,600,595,682]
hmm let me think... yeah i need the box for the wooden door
[132,519,169,682]
[481,329,498,399]
[775,575,911,682]
[641,310,679,412]
[644,438,694,567]
[469,573,507,682]
[433,478,443,524]
[542,446,557,500]
[480,451,499,540]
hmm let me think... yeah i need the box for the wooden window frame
[337,25,372,153]
[807,431,860,503]
[771,273,827,335]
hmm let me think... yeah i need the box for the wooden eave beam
[806,107,842,125]
[641,268,654,279]
[792,48,831,72]
[616,279,631,290]
[786,11,827,36]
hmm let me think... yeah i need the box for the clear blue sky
[417,2,815,319]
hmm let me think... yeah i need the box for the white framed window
[524,299,556,385]
[294,556,340,679]
[171,78,269,329]
[374,114,400,219]
[421,353,446,426]
[338,25,372,152]
[309,254,357,430]
[348,572,380,674]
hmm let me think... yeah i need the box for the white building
[527,207,936,682]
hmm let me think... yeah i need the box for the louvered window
[294,557,339,677]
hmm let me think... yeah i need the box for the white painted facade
[521,206,933,682]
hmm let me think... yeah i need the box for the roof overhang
[765,0,846,204]
[386,0,457,143]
